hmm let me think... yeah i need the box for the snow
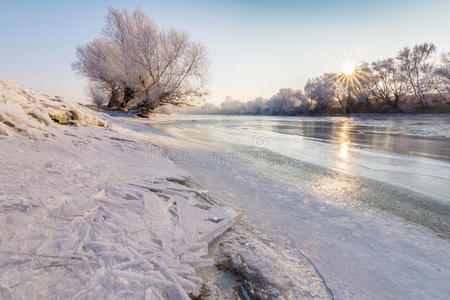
[2,80,448,299]
[0,79,107,139]
[0,80,234,299]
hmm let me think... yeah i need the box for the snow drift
[0,80,234,299]
[0,79,107,139]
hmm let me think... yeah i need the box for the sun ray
[342,63,356,75]
[336,62,371,96]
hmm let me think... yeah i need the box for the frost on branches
[73,6,208,117]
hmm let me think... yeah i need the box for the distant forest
[165,43,450,115]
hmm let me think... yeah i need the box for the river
[129,114,450,299]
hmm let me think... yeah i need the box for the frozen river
[131,115,450,299]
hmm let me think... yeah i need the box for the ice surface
[213,218,332,299]
[135,115,450,300]
[149,115,450,203]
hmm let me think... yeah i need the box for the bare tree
[72,38,124,107]
[266,89,309,115]
[433,52,450,104]
[304,73,337,113]
[87,83,109,106]
[102,6,208,116]
[334,78,351,114]
[73,6,208,116]
[397,43,437,108]
[246,97,268,114]
[362,59,409,109]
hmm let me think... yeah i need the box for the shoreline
[173,179,333,299]
[135,115,450,239]
[0,79,236,298]
[129,114,450,299]
[115,117,334,299]
[1,81,449,299]
[0,117,329,299]
[0,80,332,298]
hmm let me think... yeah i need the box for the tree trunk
[418,92,429,109]
[107,86,121,108]
[120,86,135,111]
[365,97,371,112]
[137,100,158,118]
[420,99,428,109]
[393,94,399,109]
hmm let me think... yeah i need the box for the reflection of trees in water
[270,117,449,161]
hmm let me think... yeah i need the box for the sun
[342,63,356,75]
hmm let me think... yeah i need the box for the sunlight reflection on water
[337,123,350,163]
[150,115,450,203]
[339,141,349,159]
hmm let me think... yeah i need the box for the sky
[1,0,449,104]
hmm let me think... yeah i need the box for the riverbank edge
[113,117,333,299]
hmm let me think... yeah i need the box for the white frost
[0,79,107,139]
[0,80,234,299]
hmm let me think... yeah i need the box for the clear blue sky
[1,0,449,103]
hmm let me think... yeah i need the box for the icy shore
[124,114,450,299]
[0,80,236,299]
[0,80,332,299]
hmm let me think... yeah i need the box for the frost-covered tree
[397,43,437,108]
[334,78,352,114]
[219,96,245,114]
[362,59,409,109]
[246,97,268,114]
[102,6,208,116]
[266,89,309,115]
[87,83,109,106]
[304,73,336,113]
[73,6,208,116]
[73,38,124,108]
[436,52,450,80]
[433,52,450,104]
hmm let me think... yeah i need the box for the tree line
[73,7,449,116]
[73,6,208,117]
[179,43,449,115]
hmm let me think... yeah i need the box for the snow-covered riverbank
[3,80,449,299]
[0,80,237,299]
[0,80,333,299]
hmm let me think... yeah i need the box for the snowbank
[0,80,234,299]
[0,79,107,139]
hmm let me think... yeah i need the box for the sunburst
[342,63,356,76]
[337,62,368,93]
[332,49,369,93]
